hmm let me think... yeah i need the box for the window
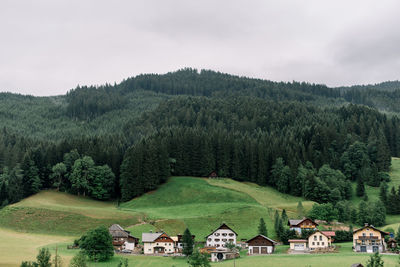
[229,239,233,242]
[222,233,227,236]
[314,236,317,241]
[319,236,322,241]
[363,233,366,237]
[370,233,373,237]
[215,233,220,236]
[322,242,324,246]
[312,242,315,245]
[157,243,159,245]
[208,238,211,241]
[222,239,227,242]
[215,239,220,242]
[317,242,319,245]
[216,244,220,247]
[229,233,234,236]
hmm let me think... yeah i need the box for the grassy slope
[122,177,274,240]
[0,191,143,235]
[2,161,400,266]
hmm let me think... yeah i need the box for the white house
[142,231,175,255]
[206,223,237,248]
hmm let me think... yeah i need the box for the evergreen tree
[258,218,268,236]
[297,201,305,218]
[379,182,388,205]
[366,252,384,267]
[356,177,365,197]
[281,209,288,223]
[182,228,194,256]
[36,248,51,267]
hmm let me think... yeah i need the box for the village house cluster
[108,218,393,262]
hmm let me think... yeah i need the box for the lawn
[2,160,400,266]
[0,191,143,235]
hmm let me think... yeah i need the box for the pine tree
[366,252,384,267]
[258,218,268,236]
[356,177,365,197]
[182,228,194,256]
[297,201,305,218]
[379,182,388,205]
[36,248,51,267]
[281,209,288,223]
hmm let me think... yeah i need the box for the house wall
[289,242,307,251]
[206,229,236,248]
[353,227,385,253]
[308,232,330,250]
[248,245,273,254]
[143,241,175,254]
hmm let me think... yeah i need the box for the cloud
[0,0,399,95]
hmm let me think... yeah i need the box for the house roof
[246,234,277,244]
[288,239,307,243]
[309,230,331,240]
[353,225,389,236]
[206,223,238,237]
[109,224,138,240]
[142,232,164,242]
[321,231,335,237]
[288,218,318,227]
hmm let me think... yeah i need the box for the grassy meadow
[1,159,400,266]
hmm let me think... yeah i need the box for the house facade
[289,239,308,251]
[206,223,237,248]
[247,234,277,254]
[288,218,318,235]
[108,224,139,252]
[142,232,175,254]
[171,234,195,253]
[353,224,388,253]
[308,231,331,250]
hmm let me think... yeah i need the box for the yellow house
[308,231,331,250]
[353,224,388,253]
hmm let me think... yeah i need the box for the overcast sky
[1,0,400,96]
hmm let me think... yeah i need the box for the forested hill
[1,69,400,226]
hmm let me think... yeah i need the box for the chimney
[364,223,369,227]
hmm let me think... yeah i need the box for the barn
[247,234,277,254]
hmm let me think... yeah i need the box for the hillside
[2,165,400,266]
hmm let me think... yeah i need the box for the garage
[247,235,278,255]
[294,244,305,251]
[289,239,308,252]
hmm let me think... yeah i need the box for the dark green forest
[1,68,400,224]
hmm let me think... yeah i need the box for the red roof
[321,231,335,237]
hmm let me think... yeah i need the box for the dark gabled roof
[246,234,277,244]
[288,218,318,227]
[353,225,389,236]
[109,224,138,240]
[206,223,238,237]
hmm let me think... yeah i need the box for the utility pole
[54,245,58,267]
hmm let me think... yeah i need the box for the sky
[1,0,400,96]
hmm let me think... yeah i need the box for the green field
[1,160,400,266]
